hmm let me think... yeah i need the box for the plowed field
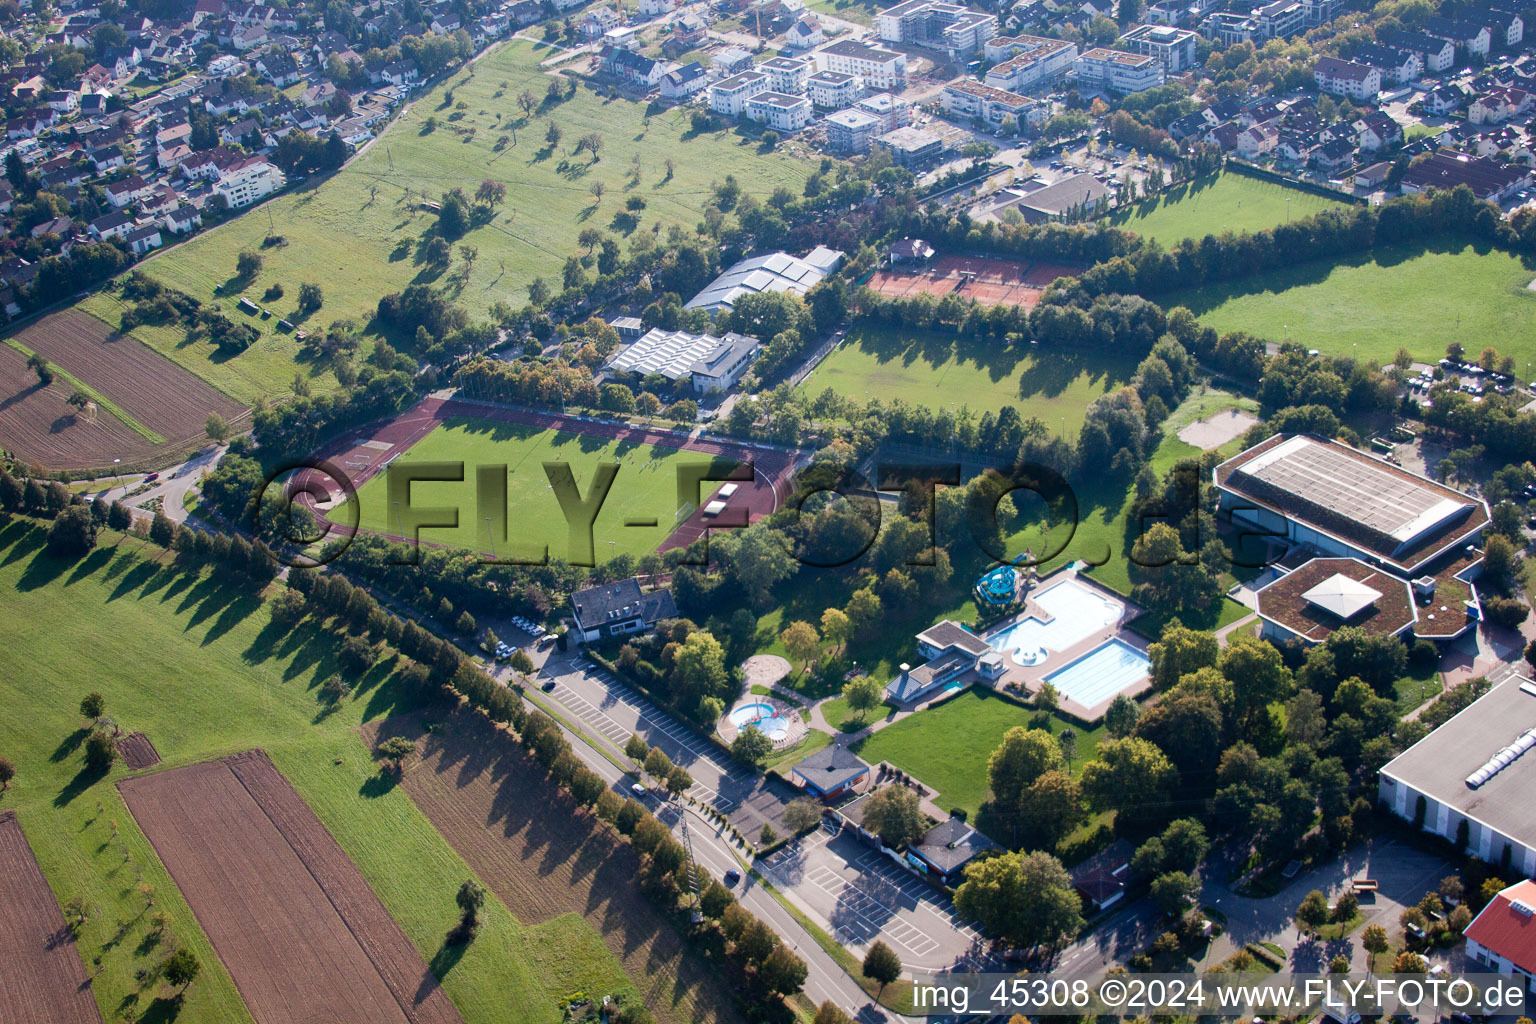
[0,810,103,1024]
[1,309,248,469]
[118,751,463,1024]
[364,712,741,1024]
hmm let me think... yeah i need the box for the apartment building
[814,39,908,89]
[983,34,1078,90]
[1075,47,1165,92]
[1118,23,1198,71]
[745,91,813,131]
[709,70,770,116]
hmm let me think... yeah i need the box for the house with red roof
[1464,879,1536,991]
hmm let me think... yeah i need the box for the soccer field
[345,417,705,560]
[800,326,1135,434]
[1106,171,1345,247]
[1171,239,1536,368]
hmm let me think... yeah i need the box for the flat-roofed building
[806,69,865,108]
[1214,433,1490,577]
[854,91,912,131]
[983,34,1078,90]
[1119,23,1198,70]
[877,0,997,56]
[709,70,769,116]
[825,107,884,152]
[759,54,812,94]
[1252,0,1306,38]
[1254,556,1417,644]
[873,124,945,166]
[814,39,908,89]
[941,79,1047,126]
[1378,674,1536,878]
[1075,46,1165,92]
[745,90,813,131]
[1201,11,1256,44]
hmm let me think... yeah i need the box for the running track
[300,396,803,554]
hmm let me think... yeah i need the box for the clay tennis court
[0,810,104,1024]
[118,751,462,1024]
[865,253,1083,308]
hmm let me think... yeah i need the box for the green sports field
[0,521,640,1024]
[1106,171,1345,247]
[119,38,810,400]
[1170,239,1536,368]
[344,417,713,560]
[800,326,1135,434]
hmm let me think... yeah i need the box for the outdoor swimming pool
[729,702,790,742]
[987,579,1122,667]
[1044,639,1150,710]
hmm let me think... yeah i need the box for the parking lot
[535,650,795,836]
[760,827,991,972]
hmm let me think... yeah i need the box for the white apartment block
[806,69,865,108]
[637,0,674,15]
[855,92,912,131]
[983,35,1078,91]
[214,158,282,208]
[825,108,884,152]
[877,0,997,56]
[745,91,813,131]
[941,80,1046,127]
[709,70,770,116]
[814,39,908,90]
[1252,0,1306,38]
[1075,47,1165,92]
[1118,23,1198,72]
[759,55,813,94]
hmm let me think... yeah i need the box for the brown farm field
[0,810,104,1024]
[0,343,157,467]
[1,310,248,471]
[118,751,463,1024]
[365,711,742,1024]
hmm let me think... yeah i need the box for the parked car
[722,869,741,887]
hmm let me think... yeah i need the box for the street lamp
[112,458,121,498]
[485,516,496,560]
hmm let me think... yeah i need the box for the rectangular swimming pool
[1044,638,1149,710]
[985,579,1122,665]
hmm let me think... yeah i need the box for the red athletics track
[299,395,803,554]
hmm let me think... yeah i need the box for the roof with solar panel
[1215,434,1489,574]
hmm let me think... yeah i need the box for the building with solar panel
[1216,434,1489,643]
[1378,674,1536,878]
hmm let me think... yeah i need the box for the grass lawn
[76,289,345,407]
[852,688,1106,823]
[1105,171,1345,248]
[123,38,810,396]
[1002,428,1250,630]
[1406,124,1449,141]
[1393,668,1443,715]
[801,0,878,23]
[1169,239,1536,368]
[801,325,1135,434]
[0,520,642,1024]
[342,416,714,560]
